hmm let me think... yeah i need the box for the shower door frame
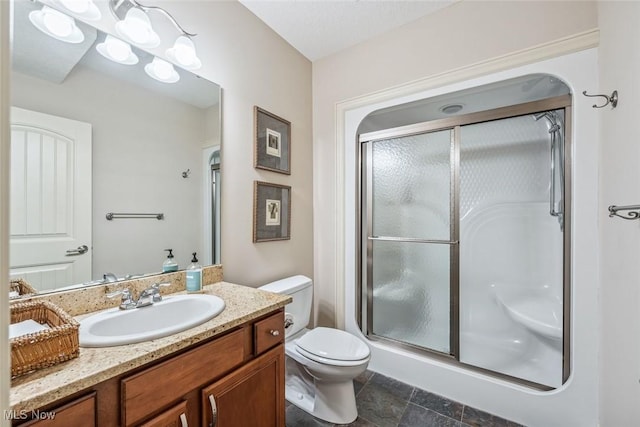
[357,94,572,390]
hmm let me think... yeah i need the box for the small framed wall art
[254,106,291,175]
[253,181,291,242]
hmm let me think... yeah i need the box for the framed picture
[253,181,291,242]
[254,106,291,174]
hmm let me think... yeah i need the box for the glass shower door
[363,129,456,355]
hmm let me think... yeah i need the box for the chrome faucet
[136,282,171,307]
[103,272,119,283]
[106,283,171,310]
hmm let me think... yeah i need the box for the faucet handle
[106,288,136,310]
[106,288,131,299]
[150,282,171,302]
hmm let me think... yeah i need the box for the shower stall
[357,74,571,389]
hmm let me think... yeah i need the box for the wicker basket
[10,300,80,377]
[9,279,37,299]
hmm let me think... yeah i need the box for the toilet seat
[295,327,370,365]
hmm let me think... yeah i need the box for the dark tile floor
[285,371,524,427]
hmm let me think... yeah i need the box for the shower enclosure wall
[358,84,570,389]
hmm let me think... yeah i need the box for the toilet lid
[295,327,370,361]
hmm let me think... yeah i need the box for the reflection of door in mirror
[9,107,92,291]
[203,146,221,266]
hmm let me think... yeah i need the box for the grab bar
[106,212,164,220]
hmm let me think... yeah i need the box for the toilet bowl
[259,276,370,424]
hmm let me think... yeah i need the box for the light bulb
[105,36,130,62]
[174,37,195,65]
[42,7,74,38]
[166,36,202,70]
[116,8,159,47]
[153,58,173,80]
[144,57,179,83]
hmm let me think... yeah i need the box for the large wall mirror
[9,0,222,296]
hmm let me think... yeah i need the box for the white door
[9,107,92,291]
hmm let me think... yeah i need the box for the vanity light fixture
[52,0,102,21]
[109,0,201,70]
[29,5,85,44]
[96,35,139,65]
[144,57,180,83]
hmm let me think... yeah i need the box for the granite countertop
[10,282,291,412]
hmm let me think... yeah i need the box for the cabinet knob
[269,329,280,336]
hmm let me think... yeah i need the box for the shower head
[533,112,548,121]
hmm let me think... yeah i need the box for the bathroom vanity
[9,282,290,426]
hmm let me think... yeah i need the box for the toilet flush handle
[284,315,294,330]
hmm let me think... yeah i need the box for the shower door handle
[368,236,459,245]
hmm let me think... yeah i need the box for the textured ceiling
[239,0,456,61]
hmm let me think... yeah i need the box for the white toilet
[259,275,370,424]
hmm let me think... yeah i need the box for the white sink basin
[79,294,225,347]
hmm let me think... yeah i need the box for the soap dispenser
[163,249,178,273]
[186,252,202,292]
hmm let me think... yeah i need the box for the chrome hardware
[66,245,89,256]
[103,272,118,283]
[608,204,640,220]
[106,288,136,310]
[208,394,217,427]
[136,282,171,307]
[179,413,188,427]
[368,236,459,245]
[106,212,164,220]
[269,329,280,336]
[284,316,294,330]
[582,90,618,109]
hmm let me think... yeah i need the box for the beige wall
[312,0,598,326]
[141,1,314,287]
[598,1,640,424]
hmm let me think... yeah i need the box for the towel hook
[582,90,618,109]
[608,204,640,220]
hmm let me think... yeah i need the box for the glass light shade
[55,0,102,20]
[43,8,73,37]
[144,57,180,83]
[60,0,89,14]
[96,35,139,65]
[115,8,160,48]
[29,6,84,44]
[166,36,202,70]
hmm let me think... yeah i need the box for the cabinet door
[202,345,284,427]
[19,393,95,427]
[138,401,188,427]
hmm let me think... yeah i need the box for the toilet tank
[259,275,312,337]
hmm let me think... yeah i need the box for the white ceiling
[239,0,456,61]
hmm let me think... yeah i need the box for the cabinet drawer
[138,401,188,427]
[254,311,284,355]
[19,393,95,427]
[122,329,245,426]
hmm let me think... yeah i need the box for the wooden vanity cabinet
[14,309,285,427]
